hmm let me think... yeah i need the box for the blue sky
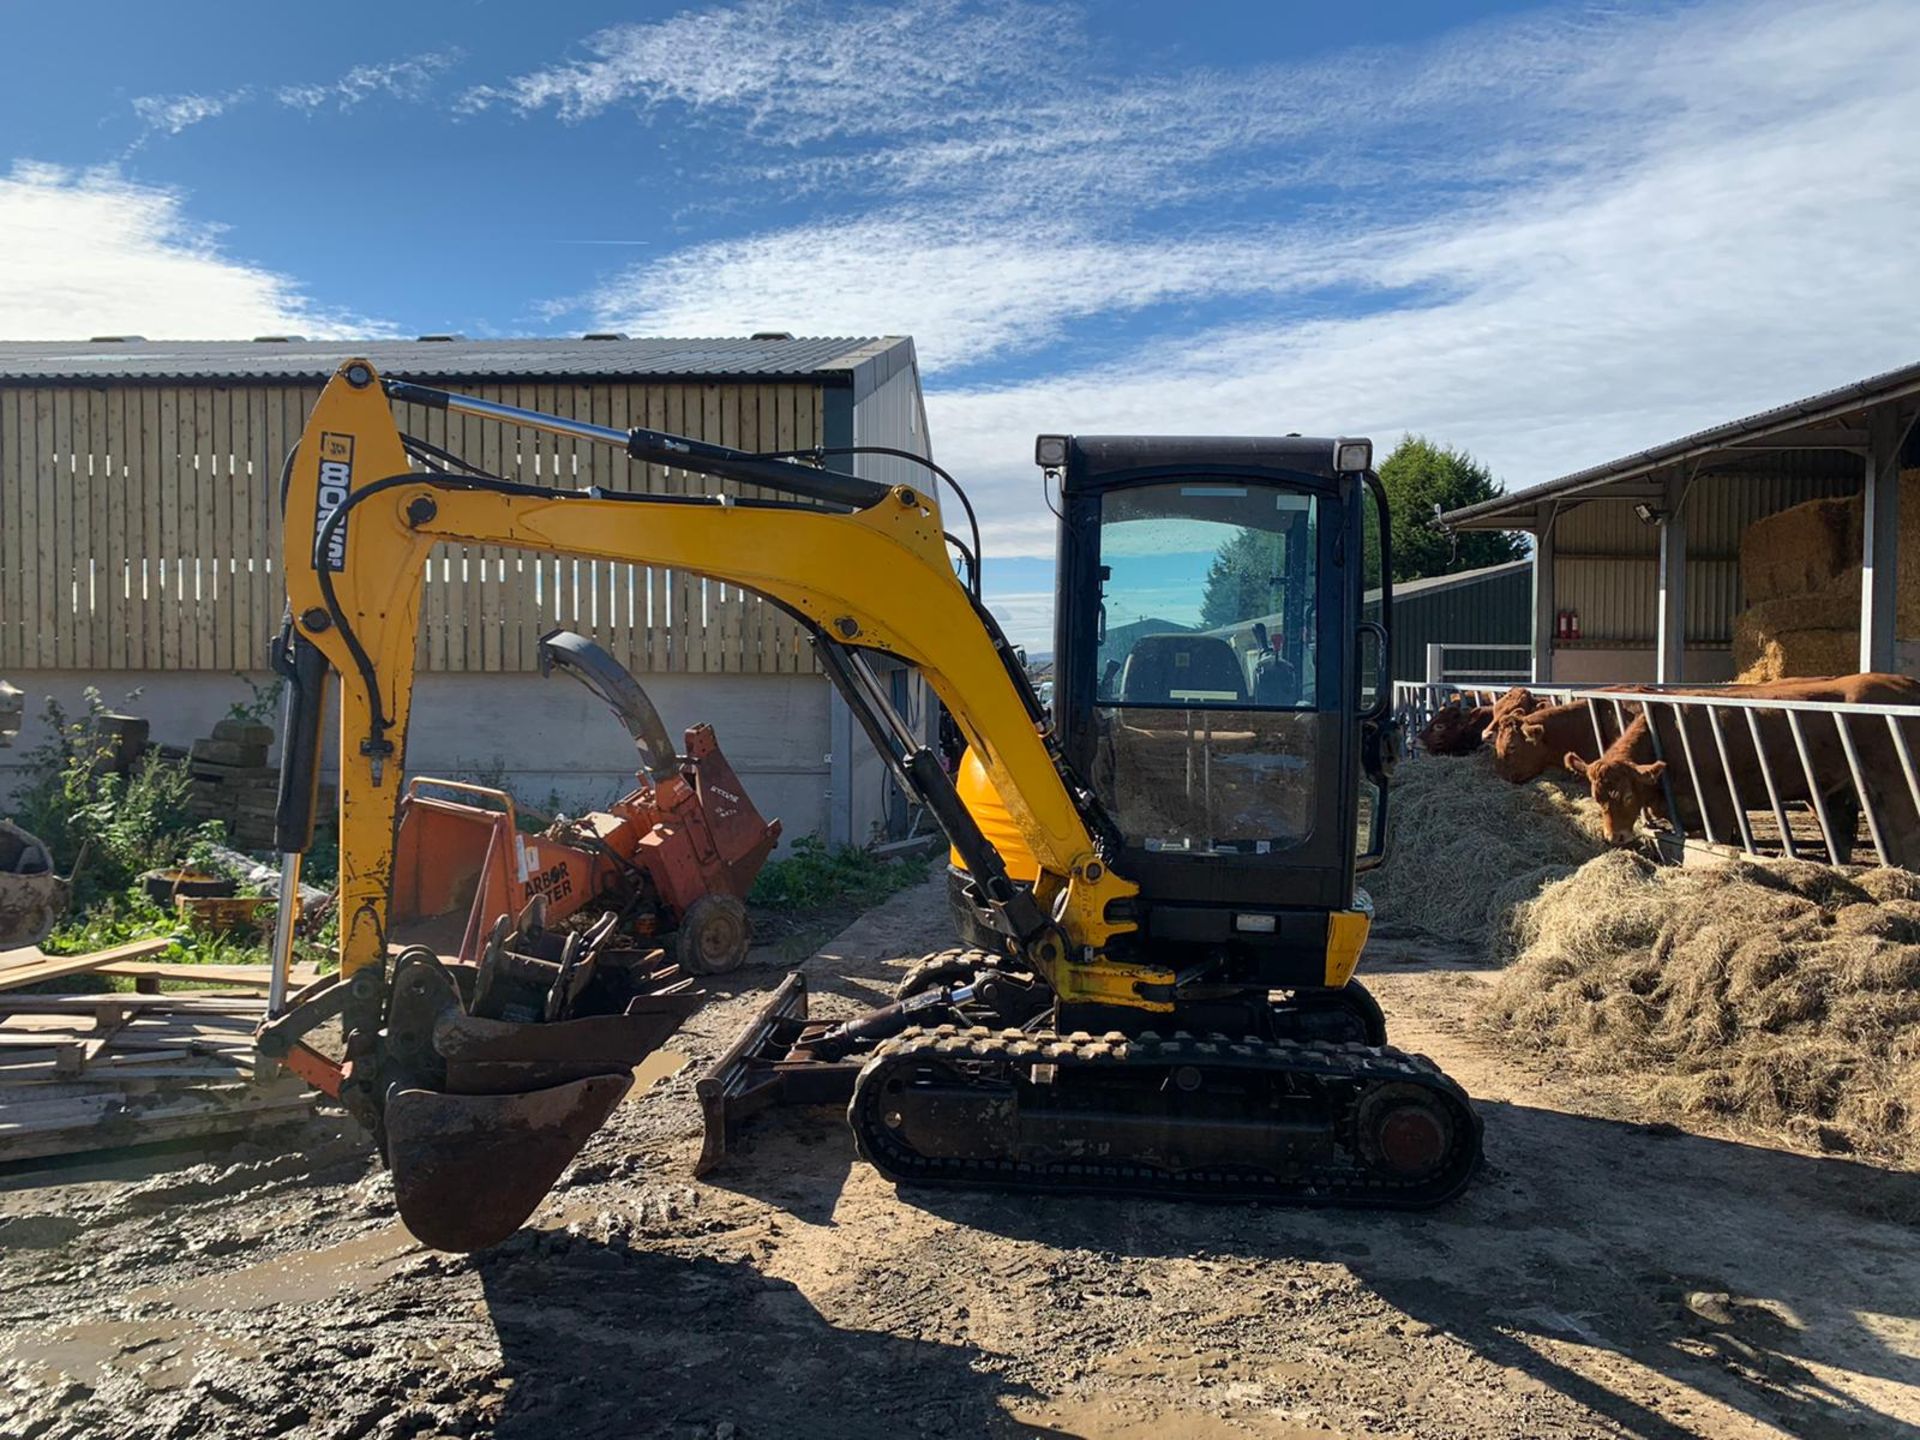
[3,0,1917,647]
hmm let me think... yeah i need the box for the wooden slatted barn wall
[0,380,822,675]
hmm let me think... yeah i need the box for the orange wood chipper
[387,630,780,974]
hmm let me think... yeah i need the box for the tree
[1199,527,1282,630]
[1371,436,1526,584]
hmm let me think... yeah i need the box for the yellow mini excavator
[258,358,1481,1251]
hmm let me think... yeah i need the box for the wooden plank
[70,388,98,668]
[504,385,536,669]
[32,388,56,666]
[212,386,237,669]
[132,387,160,668]
[116,387,137,668]
[192,385,215,667]
[0,389,21,667]
[0,937,180,992]
[475,388,505,673]
[586,383,613,646]
[420,398,447,673]
[454,395,482,673]
[262,388,289,669]
[244,388,270,672]
[79,388,100,668]
[179,385,204,668]
[51,388,75,669]
[479,398,505,672]
[87,388,115,669]
[0,994,263,1015]
[154,386,179,669]
[671,385,701,672]
[93,961,319,989]
[701,383,727,673]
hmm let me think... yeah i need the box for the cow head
[1491,717,1558,782]
[1566,752,1666,844]
[1419,705,1489,756]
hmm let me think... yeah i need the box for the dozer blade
[386,1073,631,1252]
[695,972,864,1174]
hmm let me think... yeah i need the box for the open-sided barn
[1441,360,1920,684]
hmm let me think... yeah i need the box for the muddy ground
[2,876,1918,1440]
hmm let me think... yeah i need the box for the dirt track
[3,876,1918,1439]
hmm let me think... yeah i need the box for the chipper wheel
[674,893,753,974]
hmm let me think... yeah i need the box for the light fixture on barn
[1633,501,1666,526]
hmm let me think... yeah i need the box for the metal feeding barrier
[1394,680,1920,870]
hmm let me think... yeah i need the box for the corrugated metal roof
[1441,357,1920,529]
[0,335,909,385]
[1368,558,1531,603]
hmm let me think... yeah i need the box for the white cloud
[584,216,1344,371]
[0,163,384,339]
[130,89,250,139]
[462,0,1066,134]
[277,51,462,113]
[562,0,1920,614]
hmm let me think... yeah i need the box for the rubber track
[849,1024,1483,1208]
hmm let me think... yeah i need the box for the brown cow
[1484,686,1541,735]
[1491,700,1608,783]
[1418,704,1493,755]
[1564,715,1667,842]
[1419,686,1541,756]
[1567,673,1920,860]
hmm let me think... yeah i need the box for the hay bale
[1734,628,1860,684]
[1367,751,1608,946]
[1482,854,1920,1160]
[1731,565,1861,681]
[1741,495,1861,605]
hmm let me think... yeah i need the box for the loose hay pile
[1484,853,1920,1159]
[1368,751,1608,945]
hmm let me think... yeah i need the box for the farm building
[1441,360,1920,685]
[0,334,933,848]
[1365,559,1531,685]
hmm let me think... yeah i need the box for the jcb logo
[316,432,353,572]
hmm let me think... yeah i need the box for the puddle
[5,1318,263,1388]
[90,1221,423,1322]
[630,1049,689,1093]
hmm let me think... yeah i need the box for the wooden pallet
[0,988,317,1164]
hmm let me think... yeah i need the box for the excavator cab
[1049,437,1393,977]
[943,438,1394,999]
[261,362,1473,1253]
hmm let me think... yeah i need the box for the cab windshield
[1091,479,1322,855]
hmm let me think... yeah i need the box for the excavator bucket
[368,913,704,1250]
[386,1075,631,1252]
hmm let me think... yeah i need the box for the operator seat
[1118,634,1250,706]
